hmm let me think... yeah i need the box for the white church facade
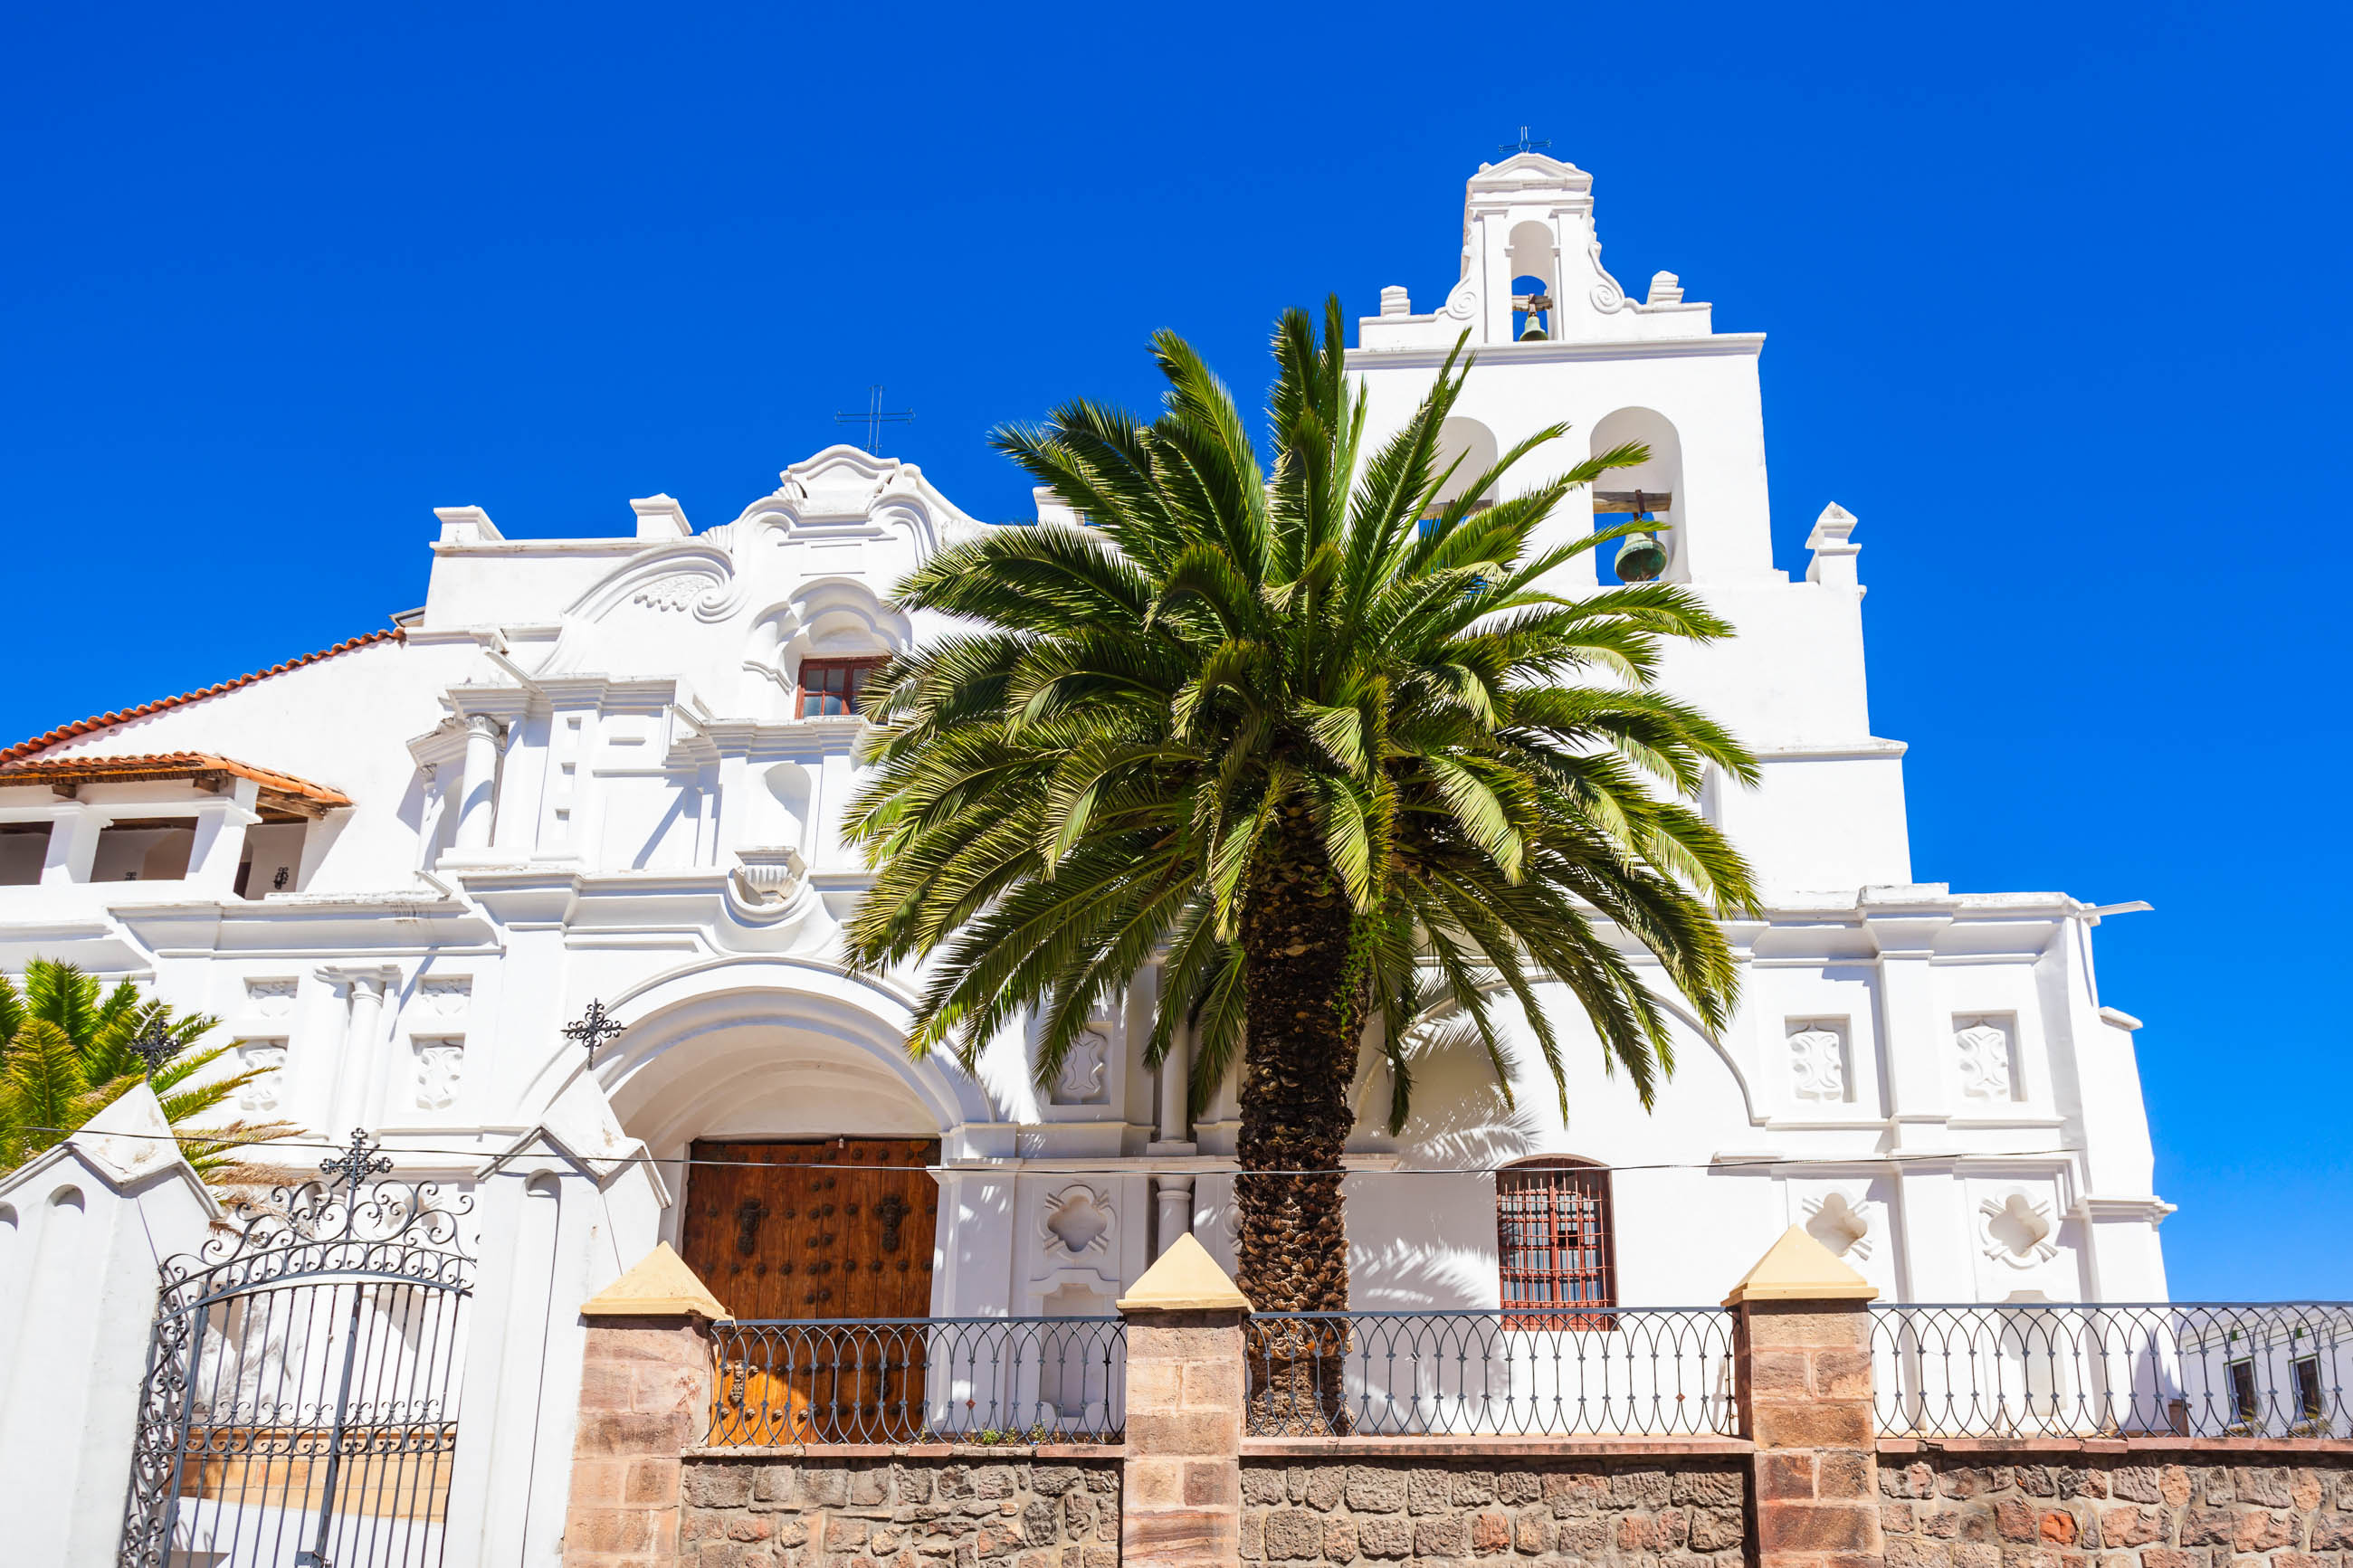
[0,153,2173,1327]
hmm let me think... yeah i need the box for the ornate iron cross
[1499,126,1553,156]
[319,1126,393,1198]
[563,998,626,1066]
[129,1017,182,1078]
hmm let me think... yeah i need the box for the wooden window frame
[1496,1156,1618,1331]
[795,657,888,719]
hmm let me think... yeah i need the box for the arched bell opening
[1429,417,1501,527]
[1506,220,1560,342]
[1587,407,1685,584]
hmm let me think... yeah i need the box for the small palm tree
[0,958,292,1175]
[844,301,1758,1320]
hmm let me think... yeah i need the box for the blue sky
[4,1,2346,1297]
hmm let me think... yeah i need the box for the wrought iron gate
[119,1131,474,1568]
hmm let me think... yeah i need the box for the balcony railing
[1243,1308,1739,1437]
[1872,1302,2353,1439]
[706,1317,1125,1447]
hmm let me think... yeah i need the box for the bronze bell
[1615,529,1668,583]
[1519,291,1551,341]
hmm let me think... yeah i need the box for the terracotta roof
[0,753,353,817]
[0,631,401,765]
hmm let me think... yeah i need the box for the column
[1727,1225,1886,1568]
[183,784,258,897]
[456,712,503,851]
[319,965,397,1134]
[1119,1233,1250,1568]
[1154,1174,1196,1259]
[40,806,99,885]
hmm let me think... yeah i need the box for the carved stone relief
[1786,1019,1850,1103]
[1051,1030,1110,1106]
[1955,1016,2019,1101]
[246,978,298,1020]
[414,1038,464,1112]
[235,1040,287,1112]
[418,977,472,1018]
[1801,1192,1872,1259]
[1039,1184,1114,1261]
[1979,1192,2061,1268]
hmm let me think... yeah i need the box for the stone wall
[1879,1454,2353,1568]
[677,1455,1122,1568]
[1239,1458,1751,1568]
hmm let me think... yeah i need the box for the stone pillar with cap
[1119,1231,1252,1568]
[559,1242,729,1568]
[1725,1224,1886,1568]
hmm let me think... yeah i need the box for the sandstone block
[1346,1466,1406,1513]
[1184,1462,1235,1507]
[1758,1501,1878,1553]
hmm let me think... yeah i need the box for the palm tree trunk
[1236,808,1370,1433]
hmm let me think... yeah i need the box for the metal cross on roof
[564,998,626,1067]
[129,1017,182,1078]
[319,1126,393,1198]
[834,385,915,454]
[1499,126,1553,156]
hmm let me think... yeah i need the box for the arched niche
[740,579,913,721]
[1588,407,1686,583]
[1432,417,1500,514]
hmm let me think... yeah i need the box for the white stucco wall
[0,157,2171,1322]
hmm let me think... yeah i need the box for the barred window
[796,658,887,718]
[1497,1157,1616,1330]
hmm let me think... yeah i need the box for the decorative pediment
[1466,152,1595,202]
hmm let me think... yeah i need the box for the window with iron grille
[1496,1158,1616,1330]
[796,658,887,718]
[2226,1357,2260,1425]
[2292,1354,2324,1420]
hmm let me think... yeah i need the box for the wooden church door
[681,1138,940,1441]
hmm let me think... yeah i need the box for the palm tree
[0,957,292,1175]
[844,300,1758,1320]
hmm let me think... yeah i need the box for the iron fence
[1243,1309,1739,1437]
[708,1317,1126,1446]
[1872,1303,2353,1439]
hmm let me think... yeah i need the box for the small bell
[1519,291,1551,341]
[1615,529,1667,583]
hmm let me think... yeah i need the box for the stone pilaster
[1728,1225,1886,1568]
[1119,1232,1253,1568]
[561,1242,729,1568]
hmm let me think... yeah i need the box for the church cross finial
[834,385,916,454]
[1499,126,1553,156]
[319,1127,393,1200]
[129,1016,182,1079]
[564,998,627,1067]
